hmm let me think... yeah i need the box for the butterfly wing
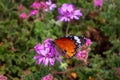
[54,37,76,58]
[52,36,87,58]
[73,36,87,52]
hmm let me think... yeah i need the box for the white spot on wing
[74,36,81,43]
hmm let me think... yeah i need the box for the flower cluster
[19,3,83,22]
[0,74,7,80]
[58,4,82,22]
[19,0,56,19]
[19,12,28,19]
[19,0,104,21]
[93,0,103,7]
[41,74,58,80]
[30,0,56,12]
[30,2,41,10]
[85,39,92,46]
[75,38,92,64]
[29,10,39,16]
[34,39,61,66]
[76,50,88,63]
[117,67,120,79]
[45,0,57,12]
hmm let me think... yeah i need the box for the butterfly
[50,35,87,58]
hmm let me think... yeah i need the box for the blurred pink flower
[85,38,92,46]
[29,10,39,16]
[19,12,28,19]
[118,52,120,56]
[39,2,48,11]
[30,2,41,9]
[117,67,120,72]
[58,3,82,22]
[93,0,103,7]
[41,74,58,80]
[0,74,7,80]
[44,0,56,12]
[41,74,53,80]
[34,39,61,66]
[117,67,120,78]
[18,4,25,12]
[76,50,88,64]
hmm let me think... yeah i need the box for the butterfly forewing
[54,37,76,58]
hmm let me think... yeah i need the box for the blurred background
[0,0,120,80]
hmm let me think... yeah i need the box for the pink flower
[118,52,120,56]
[117,67,120,72]
[44,0,56,12]
[41,74,53,80]
[58,4,82,22]
[29,10,39,16]
[30,2,41,9]
[93,0,103,7]
[39,2,48,11]
[0,74,7,80]
[19,12,28,19]
[34,39,61,66]
[85,38,92,46]
[76,50,88,64]
[41,74,58,80]
[18,4,25,12]
[117,67,120,78]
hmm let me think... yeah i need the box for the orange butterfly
[51,36,86,58]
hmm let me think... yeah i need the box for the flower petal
[34,55,41,60]
[37,58,43,64]
[49,58,55,65]
[44,58,49,65]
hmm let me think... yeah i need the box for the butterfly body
[51,36,86,58]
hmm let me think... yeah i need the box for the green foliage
[0,0,120,80]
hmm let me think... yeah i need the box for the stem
[65,22,70,36]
